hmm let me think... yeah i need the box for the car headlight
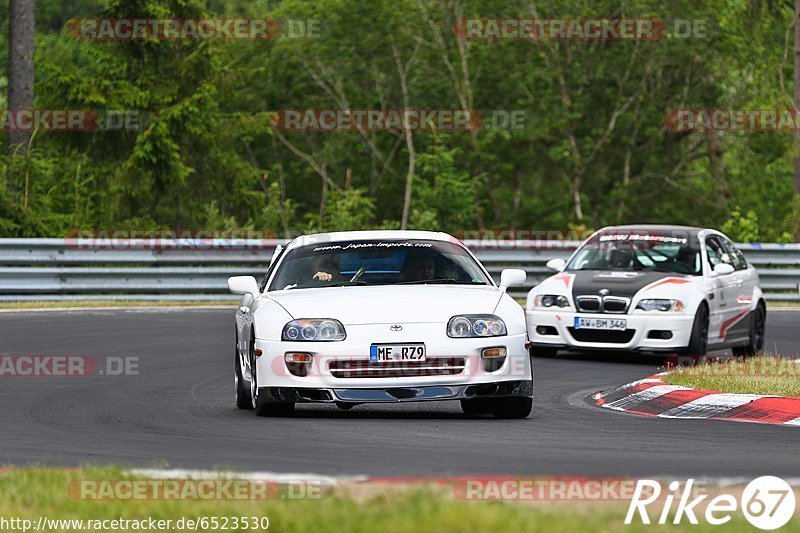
[447,315,507,338]
[534,294,570,308]
[635,299,684,312]
[282,319,346,341]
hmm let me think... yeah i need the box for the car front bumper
[252,329,532,391]
[526,309,696,352]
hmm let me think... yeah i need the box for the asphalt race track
[1,308,798,478]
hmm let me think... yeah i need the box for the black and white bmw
[525,225,766,356]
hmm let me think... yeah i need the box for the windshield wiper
[327,281,368,287]
[398,278,486,285]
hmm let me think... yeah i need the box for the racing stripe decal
[642,277,691,292]
[719,308,750,338]
[552,273,575,289]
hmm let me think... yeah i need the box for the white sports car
[228,230,532,418]
[526,225,766,357]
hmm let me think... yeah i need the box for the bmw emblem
[598,288,610,296]
[390,325,403,332]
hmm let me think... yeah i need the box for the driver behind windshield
[309,254,341,283]
[401,253,435,282]
[608,249,634,269]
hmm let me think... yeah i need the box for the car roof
[285,230,456,250]
[599,224,704,236]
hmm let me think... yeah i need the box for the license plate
[573,317,627,331]
[369,344,426,363]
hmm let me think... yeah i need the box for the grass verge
[662,356,800,396]
[1,467,798,532]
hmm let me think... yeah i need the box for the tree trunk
[7,0,36,192]
[392,42,418,230]
[706,128,732,212]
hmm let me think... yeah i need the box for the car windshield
[566,232,702,276]
[268,239,493,291]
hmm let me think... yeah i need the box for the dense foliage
[0,0,798,241]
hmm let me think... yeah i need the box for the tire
[490,397,533,419]
[683,303,709,356]
[234,338,251,410]
[529,346,559,358]
[460,398,492,415]
[732,303,766,357]
[248,333,295,417]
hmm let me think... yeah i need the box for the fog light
[285,352,312,377]
[481,347,507,359]
[285,352,312,364]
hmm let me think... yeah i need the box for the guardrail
[0,238,798,302]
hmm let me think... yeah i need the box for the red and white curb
[593,374,800,427]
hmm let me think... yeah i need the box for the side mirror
[546,258,567,272]
[228,276,260,295]
[711,263,735,277]
[499,268,527,289]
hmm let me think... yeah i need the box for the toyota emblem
[390,325,403,332]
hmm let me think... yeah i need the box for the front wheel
[732,304,765,357]
[249,336,295,417]
[683,304,709,356]
[235,339,251,410]
[490,397,533,419]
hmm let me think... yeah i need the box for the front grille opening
[602,298,628,313]
[329,357,466,378]
[297,389,333,401]
[536,325,558,336]
[576,297,601,312]
[647,330,674,340]
[567,328,635,344]
[466,383,499,396]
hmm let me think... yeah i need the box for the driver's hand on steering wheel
[313,271,332,281]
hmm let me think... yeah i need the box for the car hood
[569,270,693,299]
[535,270,696,299]
[263,285,504,325]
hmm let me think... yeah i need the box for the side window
[721,238,748,271]
[705,237,726,268]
